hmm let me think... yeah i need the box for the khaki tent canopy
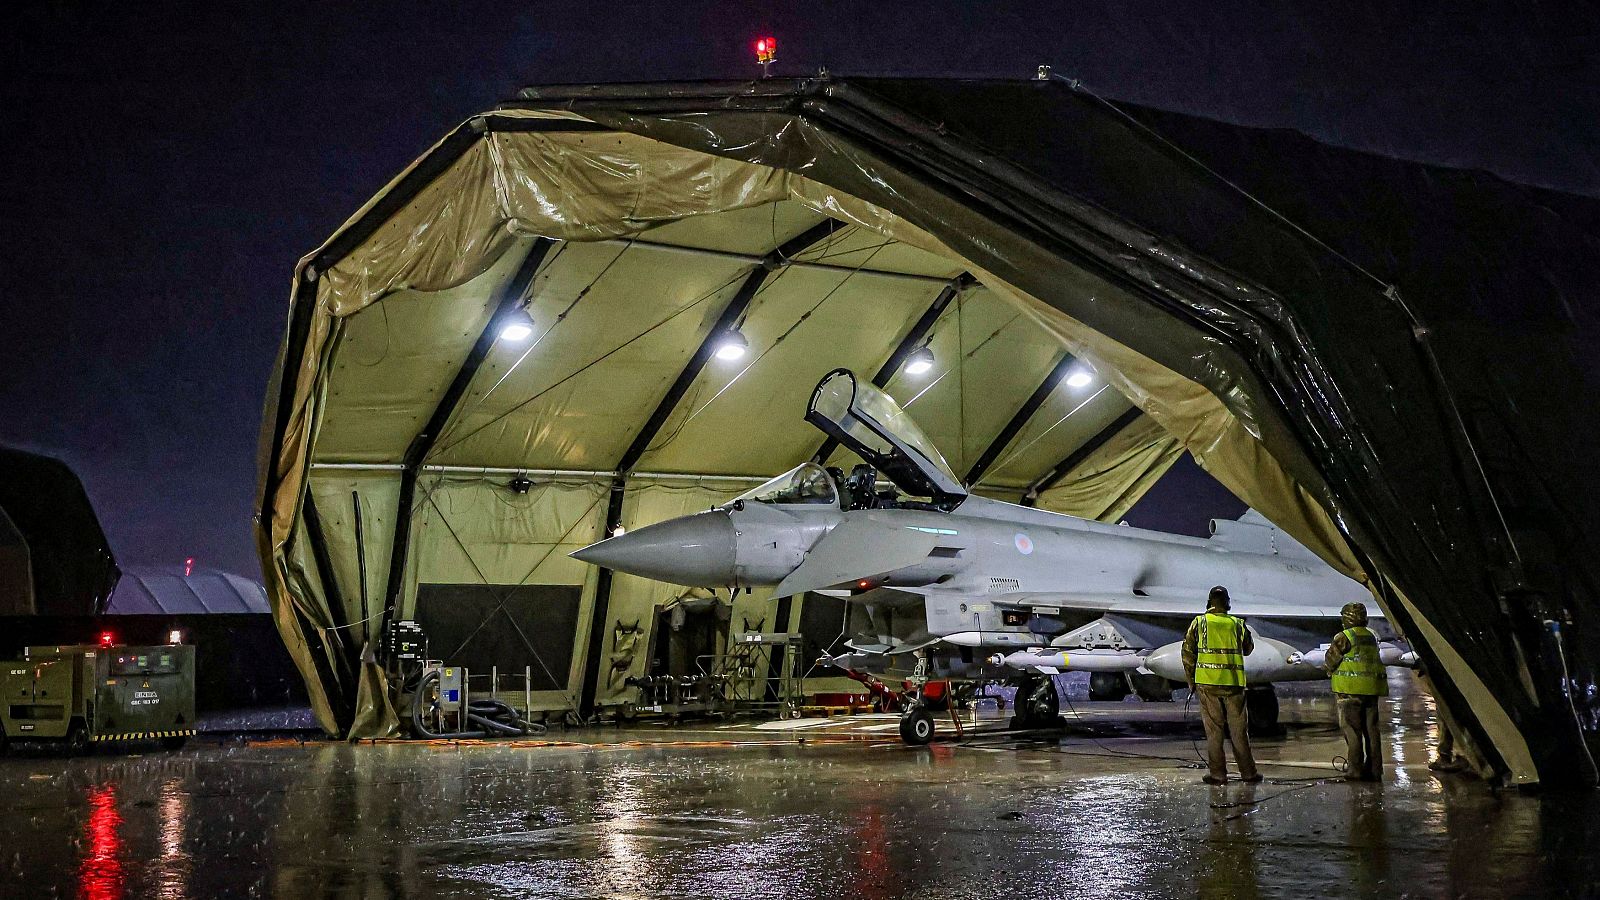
[261,77,1600,787]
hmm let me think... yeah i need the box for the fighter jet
[574,369,1413,744]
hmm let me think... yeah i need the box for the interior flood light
[1065,369,1094,389]
[500,309,535,342]
[168,629,183,645]
[714,328,749,360]
[904,346,936,375]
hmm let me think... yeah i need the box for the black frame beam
[1023,406,1144,505]
[300,493,358,730]
[577,216,846,717]
[813,272,972,463]
[377,237,557,654]
[576,477,628,718]
[615,217,847,472]
[964,352,1077,487]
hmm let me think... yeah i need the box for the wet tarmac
[5,678,1599,899]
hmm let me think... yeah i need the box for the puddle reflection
[79,783,124,900]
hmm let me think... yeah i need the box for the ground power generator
[1,636,196,752]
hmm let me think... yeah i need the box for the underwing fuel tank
[1142,634,1329,683]
[1292,644,1419,669]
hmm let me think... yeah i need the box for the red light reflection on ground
[80,783,125,900]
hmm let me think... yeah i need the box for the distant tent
[0,446,118,616]
[106,566,269,616]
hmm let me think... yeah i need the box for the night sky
[3,3,1595,578]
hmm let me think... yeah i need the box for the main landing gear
[1010,675,1061,730]
[1246,685,1283,736]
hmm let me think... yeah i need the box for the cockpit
[731,461,906,512]
[735,462,839,506]
[732,461,908,512]
[731,369,970,514]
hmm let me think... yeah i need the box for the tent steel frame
[813,272,972,464]
[1024,406,1145,505]
[299,492,359,729]
[964,352,1079,487]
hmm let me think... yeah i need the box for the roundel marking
[1014,533,1034,555]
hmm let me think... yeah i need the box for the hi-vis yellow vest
[1331,626,1387,696]
[1193,612,1247,688]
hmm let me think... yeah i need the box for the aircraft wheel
[1088,672,1132,702]
[899,707,935,745]
[1031,677,1060,722]
[1246,686,1283,736]
[1010,677,1037,729]
[1012,677,1058,727]
[1130,673,1176,702]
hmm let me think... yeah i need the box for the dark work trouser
[1198,688,1257,780]
[1337,695,1383,779]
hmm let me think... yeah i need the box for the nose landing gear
[899,705,935,744]
[897,679,952,745]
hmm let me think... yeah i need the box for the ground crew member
[1324,601,1387,781]
[1183,586,1261,785]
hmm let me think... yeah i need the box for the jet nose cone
[570,511,737,588]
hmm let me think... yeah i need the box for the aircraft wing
[987,590,1367,621]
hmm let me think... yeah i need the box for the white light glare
[499,309,535,342]
[904,346,935,376]
[1065,369,1094,389]
[168,629,183,644]
[713,329,749,360]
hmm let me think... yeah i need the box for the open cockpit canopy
[807,369,966,506]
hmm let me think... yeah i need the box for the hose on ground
[409,669,549,739]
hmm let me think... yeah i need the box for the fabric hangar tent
[259,76,1599,786]
[0,446,119,617]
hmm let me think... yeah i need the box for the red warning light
[754,36,777,76]
[99,632,115,648]
[184,556,194,577]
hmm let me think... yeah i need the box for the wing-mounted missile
[988,648,1145,674]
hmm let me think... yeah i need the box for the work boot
[1429,756,1465,773]
[1241,773,1263,784]
[1202,775,1226,785]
